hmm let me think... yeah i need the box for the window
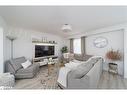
[73,38,81,54]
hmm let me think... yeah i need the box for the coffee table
[41,61,60,89]
[47,58,60,75]
[48,64,54,75]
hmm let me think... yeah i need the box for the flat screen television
[35,45,55,58]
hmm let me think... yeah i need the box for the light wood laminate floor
[98,71,127,89]
[14,66,127,89]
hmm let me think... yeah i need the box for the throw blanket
[57,60,85,88]
[57,67,71,87]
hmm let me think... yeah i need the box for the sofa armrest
[67,73,90,89]
[57,67,71,88]
[5,61,16,74]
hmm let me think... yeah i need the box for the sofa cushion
[72,59,85,63]
[74,54,92,61]
[15,72,34,79]
[15,64,39,79]
[10,57,26,71]
[82,55,93,61]
[70,62,93,79]
[74,54,84,61]
[16,64,37,74]
[86,56,101,66]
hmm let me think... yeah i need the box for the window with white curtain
[73,38,81,54]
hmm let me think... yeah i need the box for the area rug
[14,65,61,89]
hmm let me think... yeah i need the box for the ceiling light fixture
[62,24,72,32]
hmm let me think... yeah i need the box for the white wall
[0,16,5,73]
[6,27,66,60]
[124,27,127,78]
[85,30,124,75]
[0,27,3,73]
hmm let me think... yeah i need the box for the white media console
[33,56,59,66]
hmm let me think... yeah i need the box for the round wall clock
[93,37,108,48]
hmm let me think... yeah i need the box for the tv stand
[33,56,58,66]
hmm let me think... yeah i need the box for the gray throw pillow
[82,55,93,61]
[74,54,93,61]
[74,54,84,61]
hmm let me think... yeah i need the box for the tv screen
[35,45,55,58]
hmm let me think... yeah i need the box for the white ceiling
[0,6,127,37]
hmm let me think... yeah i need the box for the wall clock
[93,37,108,48]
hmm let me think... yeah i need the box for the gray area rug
[14,65,61,89]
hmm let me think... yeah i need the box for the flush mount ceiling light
[61,24,72,32]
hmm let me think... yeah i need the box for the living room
[0,6,127,90]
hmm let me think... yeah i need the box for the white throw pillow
[21,60,32,69]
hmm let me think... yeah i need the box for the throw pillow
[21,60,32,69]
[82,55,93,61]
[74,54,84,61]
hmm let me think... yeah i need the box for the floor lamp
[6,36,17,59]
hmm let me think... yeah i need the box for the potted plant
[60,46,68,64]
[106,49,122,74]
[61,46,68,54]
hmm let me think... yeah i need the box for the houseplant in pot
[60,46,69,64]
[106,49,122,74]
[61,46,68,54]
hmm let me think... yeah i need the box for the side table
[108,63,118,74]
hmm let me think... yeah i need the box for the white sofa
[57,56,103,89]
